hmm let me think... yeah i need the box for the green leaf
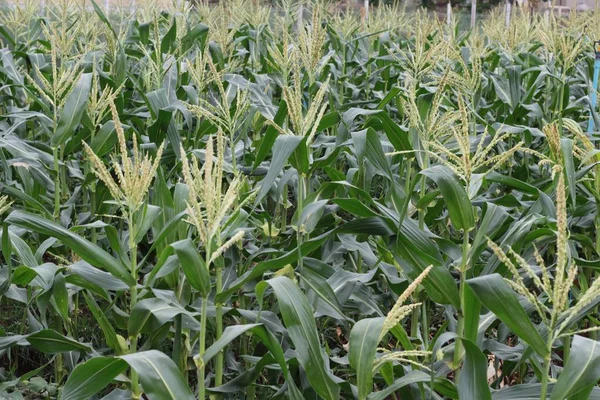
[145,89,181,158]
[368,112,411,153]
[253,100,288,170]
[294,199,328,235]
[82,291,121,354]
[128,298,200,337]
[458,339,492,400]
[561,138,576,208]
[120,350,194,400]
[26,329,91,354]
[51,273,69,322]
[257,277,340,400]
[368,370,455,400]
[463,285,481,344]
[349,317,385,400]
[338,216,395,236]
[5,211,134,287]
[550,335,600,400]
[217,230,332,302]
[392,220,460,308]
[90,121,118,157]
[202,324,287,376]
[422,165,475,231]
[133,205,162,245]
[331,198,378,218]
[139,210,187,268]
[470,204,510,270]
[89,0,117,38]
[352,128,392,180]
[302,267,349,322]
[180,23,209,53]
[52,73,93,147]
[467,274,549,357]
[2,223,12,269]
[255,135,303,204]
[170,239,210,297]
[161,19,177,54]
[61,357,127,400]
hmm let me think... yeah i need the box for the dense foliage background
[2,0,600,399]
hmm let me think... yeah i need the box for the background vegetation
[1,0,600,399]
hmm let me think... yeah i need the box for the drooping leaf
[52,73,93,146]
[349,317,385,400]
[458,339,492,400]
[422,165,475,232]
[170,239,210,297]
[5,211,135,286]
[468,274,549,357]
[61,357,128,400]
[550,335,600,400]
[119,350,194,400]
[256,277,340,400]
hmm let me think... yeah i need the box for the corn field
[1,0,600,399]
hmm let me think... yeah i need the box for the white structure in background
[542,0,594,15]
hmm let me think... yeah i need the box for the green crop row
[1,1,600,399]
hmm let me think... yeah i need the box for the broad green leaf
[550,335,600,400]
[120,350,194,400]
[52,73,93,146]
[128,297,200,337]
[349,317,385,400]
[257,277,340,400]
[422,165,475,232]
[217,230,333,302]
[145,89,181,158]
[338,216,395,236]
[331,198,378,218]
[368,370,456,400]
[368,112,411,152]
[392,221,460,308]
[139,210,187,267]
[470,204,510,269]
[27,329,91,354]
[458,339,492,400]
[352,128,392,180]
[133,205,162,245]
[170,239,210,297]
[202,324,287,376]
[5,211,134,287]
[253,100,288,169]
[82,291,121,354]
[61,357,127,400]
[302,267,349,321]
[8,231,36,268]
[89,0,117,38]
[68,261,129,292]
[463,285,481,344]
[468,274,549,357]
[89,121,118,157]
[161,19,177,54]
[180,23,209,53]
[295,199,328,234]
[51,273,69,321]
[255,135,303,204]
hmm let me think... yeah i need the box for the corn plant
[3,1,600,399]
